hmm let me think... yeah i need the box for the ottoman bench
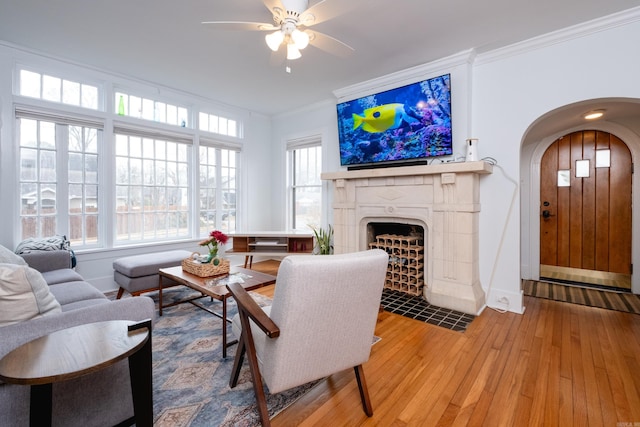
[113,250,193,299]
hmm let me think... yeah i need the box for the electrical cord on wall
[481,156,519,314]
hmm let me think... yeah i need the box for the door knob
[542,210,554,219]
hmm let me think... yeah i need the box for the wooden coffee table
[0,320,152,427]
[158,265,276,358]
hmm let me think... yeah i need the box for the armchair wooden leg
[354,364,373,416]
[238,312,271,427]
[229,335,246,388]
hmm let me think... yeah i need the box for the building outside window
[17,114,103,247]
[68,125,100,246]
[15,66,243,250]
[114,132,190,243]
[199,144,238,234]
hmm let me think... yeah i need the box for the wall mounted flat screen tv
[336,73,452,170]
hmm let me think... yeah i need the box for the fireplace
[322,161,493,314]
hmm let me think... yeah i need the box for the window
[287,137,322,230]
[115,92,189,127]
[14,66,245,251]
[17,114,103,246]
[199,145,238,234]
[114,131,190,243]
[199,112,239,138]
[19,69,99,110]
[68,126,100,246]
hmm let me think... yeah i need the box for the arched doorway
[519,98,640,296]
[539,130,632,290]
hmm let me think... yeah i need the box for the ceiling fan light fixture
[291,29,309,50]
[265,30,284,51]
[287,43,302,60]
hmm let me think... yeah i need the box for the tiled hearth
[381,288,475,332]
[322,161,493,315]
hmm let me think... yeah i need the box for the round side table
[0,319,152,427]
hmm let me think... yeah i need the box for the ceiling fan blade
[307,30,354,58]
[263,0,285,12]
[300,0,365,26]
[201,21,278,31]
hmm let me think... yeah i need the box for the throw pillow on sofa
[0,244,27,265]
[0,263,62,327]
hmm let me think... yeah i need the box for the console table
[227,231,314,267]
[0,320,152,427]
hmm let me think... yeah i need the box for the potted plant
[310,225,333,255]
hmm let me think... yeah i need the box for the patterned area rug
[523,279,640,315]
[146,288,320,426]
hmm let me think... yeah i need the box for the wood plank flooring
[247,261,640,426]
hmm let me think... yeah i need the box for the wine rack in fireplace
[369,234,425,296]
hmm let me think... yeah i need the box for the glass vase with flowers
[199,230,229,265]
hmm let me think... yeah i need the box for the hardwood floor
[248,261,640,426]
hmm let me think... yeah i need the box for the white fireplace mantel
[322,160,493,314]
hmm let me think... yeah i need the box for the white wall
[270,99,341,230]
[241,111,273,231]
[271,10,640,314]
[473,14,640,312]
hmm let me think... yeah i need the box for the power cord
[480,156,518,314]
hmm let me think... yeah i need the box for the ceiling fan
[202,0,356,61]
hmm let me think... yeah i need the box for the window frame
[198,141,240,235]
[15,107,105,248]
[12,65,246,252]
[112,125,192,245]
[286,135,323,231]
[17,66,103,111]
[115,90,190,128]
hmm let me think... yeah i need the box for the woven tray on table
[182,254,230,277]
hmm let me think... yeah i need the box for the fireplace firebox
[367,223,425,296]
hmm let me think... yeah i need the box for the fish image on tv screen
[336,73,452,169]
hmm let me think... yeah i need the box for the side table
[0,319,153,427]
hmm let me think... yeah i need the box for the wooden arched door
[540,130,632,289]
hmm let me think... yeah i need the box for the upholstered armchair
[227,249,389,426]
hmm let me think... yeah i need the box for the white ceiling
[1,0,640,116]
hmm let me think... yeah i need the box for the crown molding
[476,6,640,65]
[333,49,475,102]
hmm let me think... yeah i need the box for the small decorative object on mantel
[182,230,230,277]
[465,138,479,162]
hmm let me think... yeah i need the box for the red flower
[200,230,228,249]
[210,230,228,245]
